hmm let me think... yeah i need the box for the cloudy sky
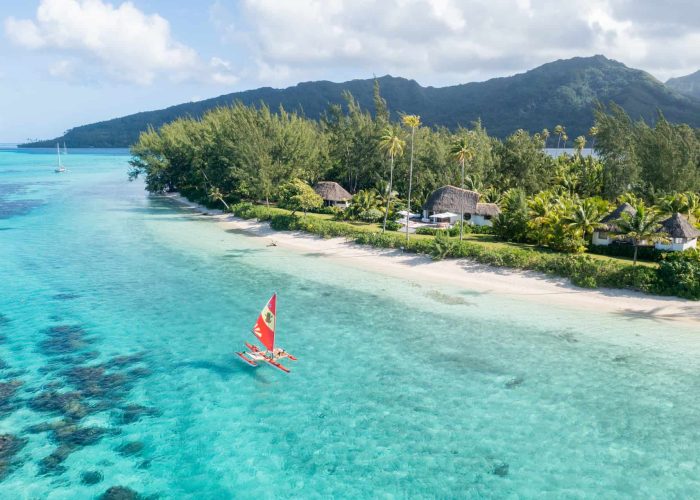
[2,0,700,143]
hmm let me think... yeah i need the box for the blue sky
[2,0,700,143]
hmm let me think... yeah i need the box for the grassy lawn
[268,207,658,268]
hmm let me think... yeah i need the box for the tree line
[128,88,700,294]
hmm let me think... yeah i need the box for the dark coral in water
[491,461,509,477]
[116,404,161,425]
[39,325,91,356]
[33,420,113,476]
[0,434,28,481]
[104,353,146,370]
[81,470,104,485]
[37,444,72,476]
[28,391,89,419]
[116,441,144,457]
[100,486,140,500]
[0,380,23,417]
[52,293,80,301]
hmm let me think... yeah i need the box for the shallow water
[1,150,700,498]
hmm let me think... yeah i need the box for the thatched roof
[599,202,637,231]
[423,185,479,214]
[475,203,501,217]
[659,213,700,239]
[313,181,351,201]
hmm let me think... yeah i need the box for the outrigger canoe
[236,293,297,373]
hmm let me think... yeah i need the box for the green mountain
[666,70,700,99]
[23,55,700,148]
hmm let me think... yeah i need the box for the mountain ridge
[666,70,700,100]
[23,55,700,148]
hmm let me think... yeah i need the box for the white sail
[55,143,65,172]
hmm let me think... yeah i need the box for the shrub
[655,250,700,299]
[587,242,663,262]
[359,208,384,223]
[385,220,401,231]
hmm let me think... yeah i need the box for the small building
[313,181,352,208]
[592,202,636,246]
[422,185,479,224]
[655,213,700,252]
[473,203,501,227]
[429,212,460,225]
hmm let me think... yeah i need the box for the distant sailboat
[63,142,68,155]
[236,293,297,373]
[54,143,66,173]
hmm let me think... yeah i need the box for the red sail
[252,293,276,351]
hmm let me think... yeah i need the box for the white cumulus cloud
[5,0,237,85]
[233,0,700,84]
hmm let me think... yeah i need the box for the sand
[165,193,700,326]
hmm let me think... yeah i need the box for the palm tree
[379,125,406,233]
[208,187,230,211]
[528,192,555,246]
[563,198,601,241]
[685,192,700,223]
[588,126,598,151]
[573,136,586,156]
[402,114,421,243]
[615,202,666,265]
[541,128,550,149]
[481,186,502,204]
[659,193,689,216]
[348,189,381,217]
[450,135,476,241]
[554,125,565,149]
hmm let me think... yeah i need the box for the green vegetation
[229,202,690,297]
[128,80,700,300]
[25,56,700,148]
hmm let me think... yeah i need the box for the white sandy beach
[165,193,700,326]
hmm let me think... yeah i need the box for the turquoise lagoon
[1,149,700,498]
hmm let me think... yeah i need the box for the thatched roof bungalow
[656,213,700,251]
[592,202,637,246]
[421,186,500,227]
[313,181,352,208]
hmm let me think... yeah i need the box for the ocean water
[1,149,700,498]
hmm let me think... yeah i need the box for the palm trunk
[382,154,394,233]
[459,157,465,241]
[557,134,561,149]
[405,127,415,244]
[633,242,638,265]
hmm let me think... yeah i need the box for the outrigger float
[236,293,297,373]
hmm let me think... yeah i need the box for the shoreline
[163,193,700,326]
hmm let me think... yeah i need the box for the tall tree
[402,114,421,243]
[378,125,406,233]
[554,125,565,149]
[593,103,641,199]
[541,128,550,149]
[563,198,602,241]
[588,126,598,150]
[450,135,476,241]
[574,136,586,156]
[615,202,666,265]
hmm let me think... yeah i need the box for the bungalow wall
[655,238,698,252]
[592,231,611,246]
[471,214,494,227]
